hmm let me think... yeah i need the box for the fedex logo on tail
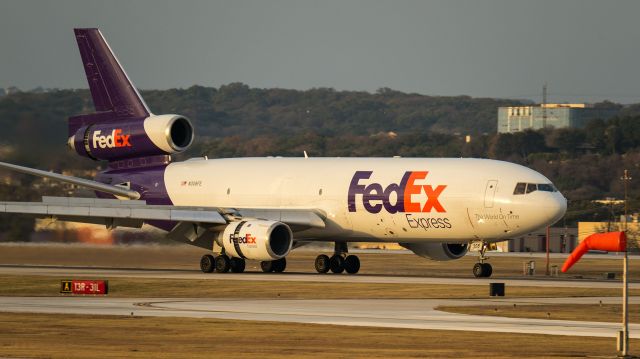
[92,129,132,149]
[348,171,447,214]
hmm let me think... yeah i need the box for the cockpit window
[513,182,526,195]
[538,184,554,192]
[514,182,558,195]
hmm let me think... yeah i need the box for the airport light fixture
[620,169,632,357]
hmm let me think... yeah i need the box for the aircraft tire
[261,260,274,273]
[200,254,215,273]
[330,255,345,274]
[272,258,287,273]
[344,255,360,274]
[230,258,246,273]
[315,254,331,273]
[472,263,484,278]
[215,255,231,273]
[481,263,493,277]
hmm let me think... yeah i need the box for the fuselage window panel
[525,183,537,194]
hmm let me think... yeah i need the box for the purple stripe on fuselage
[95,164,176,231]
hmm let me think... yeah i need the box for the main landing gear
[315,242,360,274]
[472,241,493,278]
[200,252,286,274]
[260,258,287,273]
[200,253,247,273]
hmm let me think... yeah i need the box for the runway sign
[60,280,108,295]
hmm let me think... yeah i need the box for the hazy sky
[2,0,640,103]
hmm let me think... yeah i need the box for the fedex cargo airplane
[0,29,566,277]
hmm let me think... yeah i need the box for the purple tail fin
[68,28,194,164]
[69,28,151,135]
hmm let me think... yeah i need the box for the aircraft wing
[0,196,227,228]
[229,208,326,230]
[0,161,327,249]
[0,162,327,231]
[0,196,326,231]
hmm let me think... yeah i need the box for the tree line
[1,85,640,237]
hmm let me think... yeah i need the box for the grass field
[0,274,638,299]
[0,312,636,359]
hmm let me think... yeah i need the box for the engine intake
[218,220,293,261]
[144,115,194,153]
[400,242,468,261]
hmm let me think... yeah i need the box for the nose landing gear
[473,241,493,278]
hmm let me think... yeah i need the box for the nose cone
[545,193,567,226]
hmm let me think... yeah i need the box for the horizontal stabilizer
[0,161,140,199]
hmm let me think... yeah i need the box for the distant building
[497,104,618,134]
[495,227,578,253]
[4,86,20,95]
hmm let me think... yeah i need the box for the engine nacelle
[68,114,194,161]
[400,242,468,261]
[218,220,293,261]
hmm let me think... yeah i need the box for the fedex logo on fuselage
[92,129,132,149]
[348,171,447,214]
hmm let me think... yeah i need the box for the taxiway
[0,296,637,338]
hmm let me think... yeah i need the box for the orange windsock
[562,231,626,272]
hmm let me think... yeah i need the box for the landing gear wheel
[473,262,492,278]
[315,254,331,273]
[215,255,231,273]
[200,254,215,273]
[473,263,484,278]
[473,240,492,278]
[261,261,274,273]
[329,255,345,274]
[272,258,287,273]
[481,263,492,278]
[230,258,246,273]
[344,255,360,274]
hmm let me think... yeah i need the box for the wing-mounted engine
[68,114,194,161]
[217,220,293,261]
[400,242,468,261]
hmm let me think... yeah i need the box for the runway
[1,264,637,339]
[0,296,637,338]
[0,264,635,288]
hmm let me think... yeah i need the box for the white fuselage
[163,157,567,244]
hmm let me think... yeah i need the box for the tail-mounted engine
[68,114,194,161]
[218,220,293,261]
